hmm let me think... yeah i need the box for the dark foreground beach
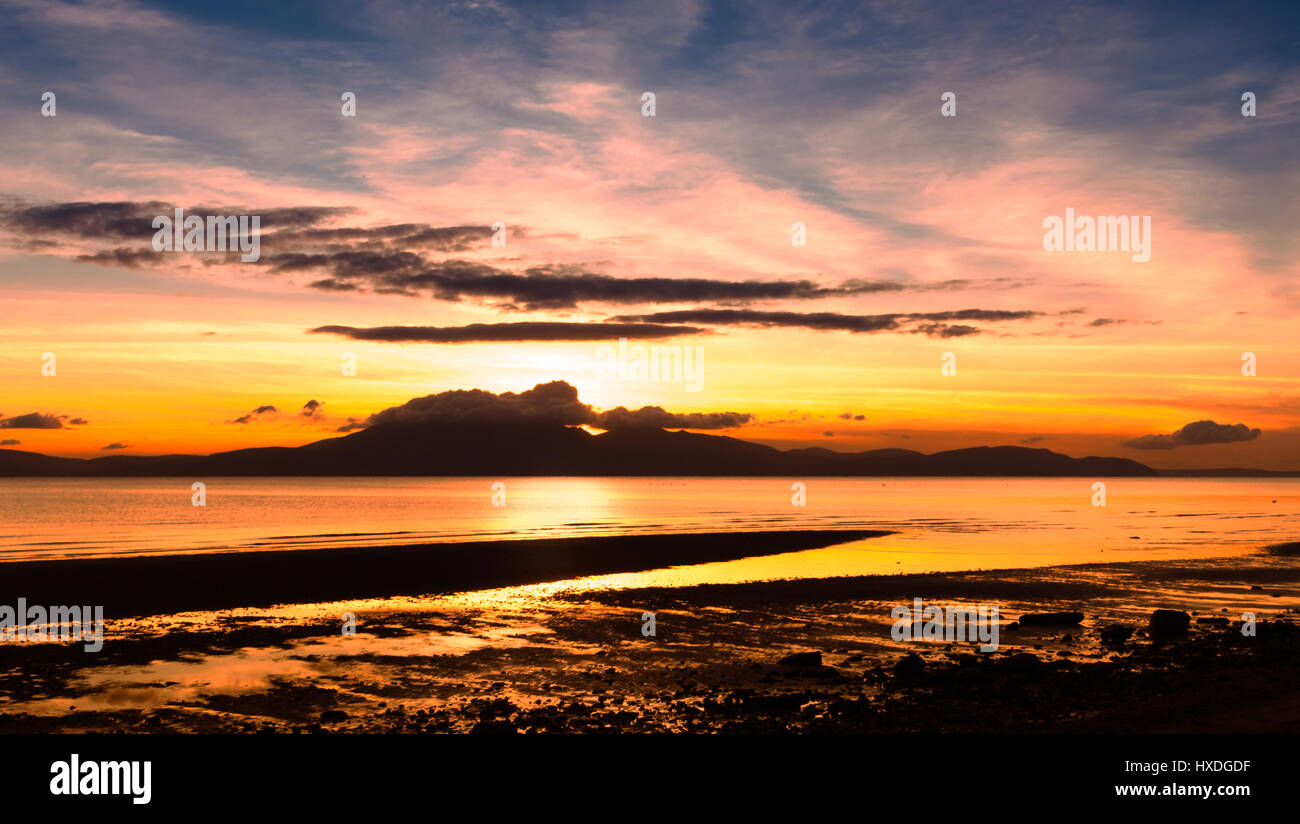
[0,533,1297,733]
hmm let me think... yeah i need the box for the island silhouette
[2,421,1290,476]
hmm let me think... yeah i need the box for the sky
[0,0,1296,469]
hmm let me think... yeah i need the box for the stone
[893,653,925,680]
[1099,625,1134,645]
[1019,612,1084,626]
[1149,609,1191,641]
[778,651,822,667]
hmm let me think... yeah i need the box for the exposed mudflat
[1,542,1296,733]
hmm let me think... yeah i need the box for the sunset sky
[0,0,1296,469]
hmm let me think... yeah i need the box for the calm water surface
[1,477,1295,578]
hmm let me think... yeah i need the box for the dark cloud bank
[3,200,1048,337]
[310,322,706,342]
[308,308,1052,343]
[350,381,751,432]
[1123,420,1261,450]
[0,413,87,429]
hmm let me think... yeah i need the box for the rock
[470,719,519,734]
[1149,609,1191,641]
[1099,625,1134,645]
[999,652,1043,674]
[778,651,822,667]
[319,710,349,723]
[1197,617,1229,627]
[1019,612,1084,626]
[893,653,925,680]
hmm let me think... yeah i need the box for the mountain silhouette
[0,422,1174,476]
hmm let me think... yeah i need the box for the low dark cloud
[268,224,494,252]
[336,417,365,433]
[0,200,479,269]
[911,322,981,338]
[0,439,20,445]
[838,413,866,421]
[613,309,900,334]
[229,405,279,425]
[0,412,66,429]
[295,258,911,310]
[309,322,705,343]
[362,381,595,428]
[2,200,171,242]
[913,310,1044,322]
[301,399,324,417]
[2,199,1024,312]
[74,248,166,269]
[298,265,1030,309]
[0,201,347,241]
[1123,420,1262,450]
[346,381,752,432]
[594,406,752,430]
[611,308,1042,337]
[100,442,129,450]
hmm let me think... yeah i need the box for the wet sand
[0,538,1296,733]
[0,529,886,617]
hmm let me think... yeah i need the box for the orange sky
[0,1,1296,470]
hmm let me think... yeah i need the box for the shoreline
[0,540,1296,733]
[0,529,887,618]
